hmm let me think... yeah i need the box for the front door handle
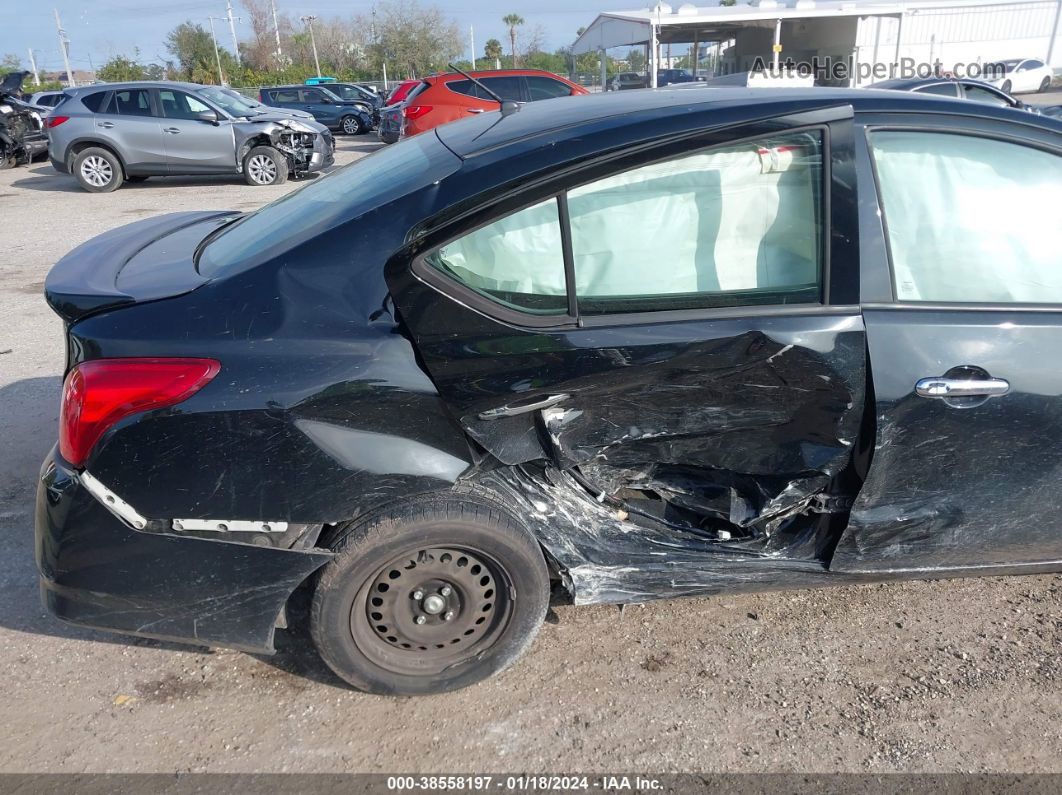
[466,108,485,113]
[478,393,570,420]
[163,127,181,134]
[915,376,1010,399]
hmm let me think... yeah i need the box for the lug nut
[440,585,452,597]
[412,589,424,600]
[415,616,426,625]
[443,611,454,621]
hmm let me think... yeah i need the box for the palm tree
[484,38,503,69]
[502,14,524,68]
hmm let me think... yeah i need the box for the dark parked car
[377,101,404,144]
[657,68,697,86]
[869,76,1026,109]
[259,85,373,135]
[37,87,1062,696]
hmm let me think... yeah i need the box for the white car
[28,90,65,109]
[986,58,1054,94]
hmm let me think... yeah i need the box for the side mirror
[195,109,220,124]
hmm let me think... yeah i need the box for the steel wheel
[247,153,278,185]
[80,155,113,188]
[350,545,512,676]
[341,115,361,135]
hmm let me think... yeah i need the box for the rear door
[396,110,868,535]
[832,113,1062,572]
[157,88,236,173]
[95,88,166,171]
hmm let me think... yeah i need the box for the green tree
[719,0,737,5]
[502,13,524,68]
[1,53,22,73]
[166,21,231,82]
[484,37,503,65]
[98,53,147,82]
[627,48,645,72]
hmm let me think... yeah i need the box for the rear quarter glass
[196,133,460,276]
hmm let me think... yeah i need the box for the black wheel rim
[350,546,513,676]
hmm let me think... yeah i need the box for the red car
[384,79,420,106]
[402,69,588,137]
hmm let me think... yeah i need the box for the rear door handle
[478,393,570,420]
[97,121,114,128]
[163,127,181,134]
[915,377,1010,398]
[467,108,485,113]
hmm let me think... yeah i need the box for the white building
[573,0,1062,87]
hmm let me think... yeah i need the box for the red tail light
[59,358,221,469]
[403,105,432,120]
[46,115,70,128]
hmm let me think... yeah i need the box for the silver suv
[47,81,334,192]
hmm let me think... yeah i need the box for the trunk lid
[44,211,238,324]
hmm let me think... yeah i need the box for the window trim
[864,122,1062,306]
[411,116,840,330]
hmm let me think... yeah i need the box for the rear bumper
[35,448,332,653]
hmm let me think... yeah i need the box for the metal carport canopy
[571,3,907,53]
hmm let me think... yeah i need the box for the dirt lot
[1,122,1061,775]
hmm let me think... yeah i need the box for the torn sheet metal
[473,464,843,605]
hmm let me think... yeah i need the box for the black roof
[434,86,1057,159]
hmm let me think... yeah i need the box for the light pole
[301,15,321,78]
[207,16,226,85]
[225,0,242,67]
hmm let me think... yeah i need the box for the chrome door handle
[478,393,570,420]
[163,127,181,134]
[915,377,1010,398]
[467,108,485,113]
[97,121,114,128]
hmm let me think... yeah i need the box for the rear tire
[310,493,550,696]
[73,147,122,192]
[1002,79,1013,94]
[340,114,364,135]
[242,145,288,186]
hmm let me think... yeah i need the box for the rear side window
[427,199,567,315]
[80,91,107,112]
[869,131,1062,303]
[526,76,573,101]
[447,77,525,101]
[426,130,824,317]
[963,85,1011,106]
[447,79,490,100]
[914,83,959,97]
[105,89,153,116]
[569,131,823,314]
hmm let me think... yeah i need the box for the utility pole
[27,48,41,86]
[226,0,242,66]
[270,0,283,63]
[54,8,75,88]
[207,16,226,85]
[470,25,476,70]
[301,15,321,78]
[1048,0,1062,67]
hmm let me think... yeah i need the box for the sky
[0,0,615,76]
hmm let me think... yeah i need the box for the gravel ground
[1,125,1061,775]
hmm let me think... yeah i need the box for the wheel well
[67,140,127,176]
[239,134,274,162]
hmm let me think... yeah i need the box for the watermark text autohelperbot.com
[750,56,1010,82]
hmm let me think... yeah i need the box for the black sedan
[868,76,1026,108]
[37,87,1062,695]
